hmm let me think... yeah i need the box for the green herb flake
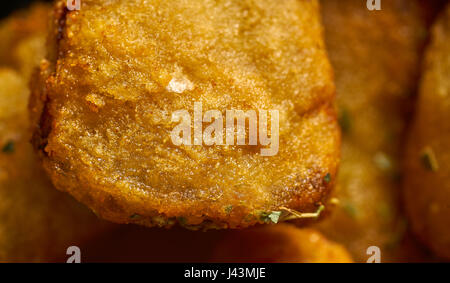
[338,108,352,134]
[420,147,439,172]
[130,214,141,220]
[225,205,233,214]
[374,152,392,171]
[324,173,332,184]
[178,217,188,225]
[343,202,357,218]
[259,212,270,223]
[2,141,15,154]
[268,211,282,224]
[244,214,255,223]
[259,211,282,224]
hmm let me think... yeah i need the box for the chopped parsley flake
[225,205,233,214]
[268,211,282,224]
[343,203,357,218]
[259,211,282,224]
[178,217,187,225]
[130,214,141,220]
[324,173,332,184]
[338,108,352,134]
[2,141,15,154]
[420,146,439,172]
[374,152,393,171]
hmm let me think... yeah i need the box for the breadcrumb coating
[31,0,340,229]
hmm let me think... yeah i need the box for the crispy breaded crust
[404,4,450,260]
[30,0,340,229]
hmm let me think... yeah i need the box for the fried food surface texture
[212,224,353,263]
[31,0,340,229]
[316,0,427,262]
[0,4,110,263]
[404,4,450,260]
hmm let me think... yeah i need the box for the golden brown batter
[31,0,340,229]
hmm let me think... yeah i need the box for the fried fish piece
[315,0,428,262]
[30,0,340,229]
[404,4,450,260]
[211,224,353,263]
[0,5,111,262]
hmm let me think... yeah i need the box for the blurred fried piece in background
[315,0,432,262]
[0,3,48,77]
[404,3,450,260]
[82,224,352,263]
[0,3,111,263]
[81,225,224,262]
[211,224,353,263]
